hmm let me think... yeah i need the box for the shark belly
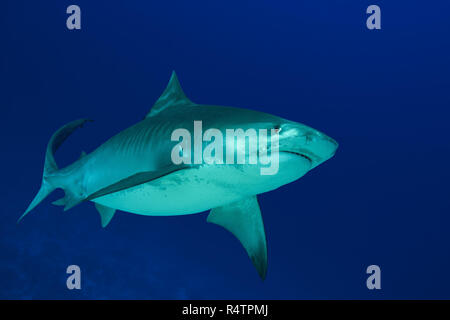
[91,152,310,216]
[91,165,248,215]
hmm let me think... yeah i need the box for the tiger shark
[20,71,338,279]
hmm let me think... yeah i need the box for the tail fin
[18,119,91,222]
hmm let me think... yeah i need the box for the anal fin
[94,203,116,228]
[207,196,268,280]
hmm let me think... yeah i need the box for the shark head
[233,114,339,183]
[181,106,339,184]
[276,120,338,170]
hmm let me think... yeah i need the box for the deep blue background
[1,0,450,299]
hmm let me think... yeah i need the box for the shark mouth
[281,151,313,163]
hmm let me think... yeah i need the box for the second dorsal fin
[146,71,194,118]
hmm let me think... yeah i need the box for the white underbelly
[92,153,310,216]
[92,165,249,215]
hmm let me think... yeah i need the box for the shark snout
[279,122,338,168]
[308,132,338,165]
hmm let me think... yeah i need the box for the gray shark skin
[20,72,338,279]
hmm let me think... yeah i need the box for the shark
[20,71,338,279]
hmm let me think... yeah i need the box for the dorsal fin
[146,71,194,118]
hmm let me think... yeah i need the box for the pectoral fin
[94,203,116,228]
[207,196,268,280]
[86,164,190,201]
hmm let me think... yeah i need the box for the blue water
[1,0,450,299]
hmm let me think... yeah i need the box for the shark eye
[273,126,282,134]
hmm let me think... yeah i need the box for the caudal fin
[18,119,91,222]
[18,180,55,223]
